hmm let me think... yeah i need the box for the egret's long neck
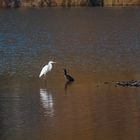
[49,63,52,68]
[48,62,52,67]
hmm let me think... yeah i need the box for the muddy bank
[115,80,140,87]
[103,80,140,88]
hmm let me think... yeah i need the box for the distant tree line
[0,0,103,8]
[0,0,21,8]
[1,0,140,8]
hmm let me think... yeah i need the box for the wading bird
[39,61,56,79]
[63,68,74,82]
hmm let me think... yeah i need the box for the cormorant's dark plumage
[63,69,74,82]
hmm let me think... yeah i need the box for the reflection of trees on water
[40,88,54,117]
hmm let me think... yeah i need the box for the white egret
[39,61,56,78]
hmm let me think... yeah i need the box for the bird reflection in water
[40,88,54,117]
[64,81,73,94]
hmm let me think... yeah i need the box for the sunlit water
[0,7,140,140]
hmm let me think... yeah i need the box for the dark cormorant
[63,69,74,82]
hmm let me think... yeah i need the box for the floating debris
[116,80,140,87]
[104,81,109,84]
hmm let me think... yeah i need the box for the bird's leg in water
[44,75,47,86]
[41,75,47,85]
[43,75,46,80]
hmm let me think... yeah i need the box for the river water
[0,7,140,140]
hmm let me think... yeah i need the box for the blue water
[0,7,140,140]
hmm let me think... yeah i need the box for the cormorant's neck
[64,69,67,75]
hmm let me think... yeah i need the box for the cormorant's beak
[53,61,56,63]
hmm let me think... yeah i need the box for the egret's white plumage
[39,61,56,78]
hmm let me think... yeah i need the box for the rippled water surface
[0,7,140,140]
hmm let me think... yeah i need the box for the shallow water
[0,7,140,140]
